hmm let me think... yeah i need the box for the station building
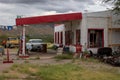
[16,10,120,53]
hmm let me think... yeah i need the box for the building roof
[16,12,82,26]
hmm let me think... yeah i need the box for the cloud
[0,0,108,25]
[0,0,95,12]
[0,0,46,4]
[0,0,94,4]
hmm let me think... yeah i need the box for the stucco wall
[54,11,120,53]
[54,20,81,46]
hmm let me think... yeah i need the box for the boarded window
[57,32,59,44]
[54,32,57,43]
[65,31,72,45]
[88,29,104,48]
[60,31,63,44]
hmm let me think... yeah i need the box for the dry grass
[0,58,120,80]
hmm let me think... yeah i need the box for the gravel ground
[0,48,63,72]
[0,48,119,73]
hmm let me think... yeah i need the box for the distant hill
[0,24,54,36]
[0,24,54,42]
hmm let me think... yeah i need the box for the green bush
[2,70,9,73]
[0,75,5,80]
[0,35,8,45]
[50,45,58,50]
[54,54,73,60]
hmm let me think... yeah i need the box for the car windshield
[29,40,43,43]
[8,38,17,40]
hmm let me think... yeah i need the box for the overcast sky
[0,0,112,25]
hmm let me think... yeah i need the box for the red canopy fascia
[16,12,82,26]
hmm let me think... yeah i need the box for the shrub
[2,70,9,73]
[49,45,58,50]
[54,54,73,60]
[97,47,112,58]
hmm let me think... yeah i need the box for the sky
[0,0,112,25]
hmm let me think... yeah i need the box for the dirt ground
[0,49,56,72]
[0,48,120,74]
[0,48,72,73]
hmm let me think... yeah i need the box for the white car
[26,39,43,51]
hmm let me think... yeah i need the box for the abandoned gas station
[16,10,120,54]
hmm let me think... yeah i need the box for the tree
[103,0,120,15]
[103,0,120,24]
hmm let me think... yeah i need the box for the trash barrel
[42,44,47,53]
[63,46,69,52]
[76,45,82,53]
[75,44,82,57]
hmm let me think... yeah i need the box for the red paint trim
[54,31,63,44]
[58,32,60,44]
[57,32,59,44]
[76,29,80,44]
[54,32,57,43]
[102,29,104,47]
[3,61,13,63]
[55,32,56,44]
[55,32,57,43]
[19,56,29,58]
[61,32,63,44]
[59,32,61,44]
[65,31,68,45]
[88,28,104,48]
[16,12,82,26]
[56,32,57,44]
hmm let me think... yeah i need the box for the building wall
[54,11,120,53]
[111,14,120,46]
[82,11,109,53]
[111,31,120,44]
[65,20,81,44]
[81,11,120,53]
[54,20,81,46]
[54,24,65,46]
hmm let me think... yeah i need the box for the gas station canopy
[16,12,82,26]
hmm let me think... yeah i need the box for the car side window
[28,41,32,43]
